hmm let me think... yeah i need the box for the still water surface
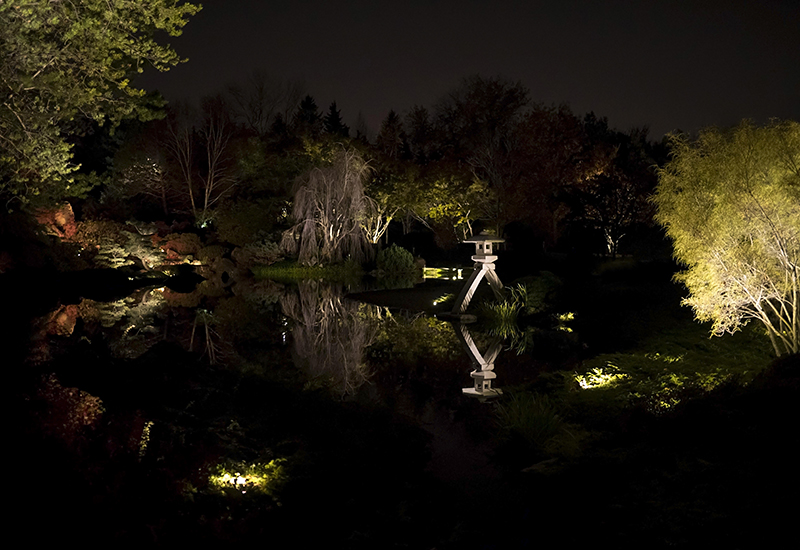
[19,275,553,544]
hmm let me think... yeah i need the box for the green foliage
[654,120,800,356]
[369,315,461,366]
[483,298,521,329]
[494,391,581,458]
[252,258,364,283]
[481,272,563,332]
[234,238,284,269]
[572,321,773,414]
[207,458,289,499]
[375,244,419,289]
[420,174,492,242]
[376,244,416,274]
[510,272,563,315]
[0,0,200,207]
[215,199,284,247]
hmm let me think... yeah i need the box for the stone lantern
[451,232,505,316]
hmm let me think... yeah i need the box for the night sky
[136,0,800,139]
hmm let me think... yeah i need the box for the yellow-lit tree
[654,120,800,356]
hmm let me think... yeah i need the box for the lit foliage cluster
[0,0,200,206]
[655,120,800,356]
[573,335,768,414]
[207,458,288,499]
[419,175,490,242]
[481,273,566,348]
[375,243,419,288]
[574,365,628,390]
[369,314,462,370]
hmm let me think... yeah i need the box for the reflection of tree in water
[281,281,380,395]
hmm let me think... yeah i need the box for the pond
[13,268,577,547]
[12,263,789,548]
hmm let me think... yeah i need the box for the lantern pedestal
[450,232,505,316]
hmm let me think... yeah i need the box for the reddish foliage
[45,304,79,336]
[161,232,202,256]
[34,202,77,239]
[0,250,14,273]
[35,374,104,447]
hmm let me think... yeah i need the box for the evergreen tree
[376,110,406,160]
[406,105,435,163]
[324,101,350,139]
[292,95,323,140]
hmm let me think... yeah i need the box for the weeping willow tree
[281,148,373,266]
[654,120,800,356]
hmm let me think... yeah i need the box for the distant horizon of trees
[4,63,692,262]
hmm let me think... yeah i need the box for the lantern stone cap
[463,231,505,244]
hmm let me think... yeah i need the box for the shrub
[375,244,419,289]
[376,244,416,274]
[233,239,283,269]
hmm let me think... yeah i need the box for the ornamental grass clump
[494,391,578,456]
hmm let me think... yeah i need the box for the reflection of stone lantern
[467,369,498,397]
[451,232,505,316]
[455,323,503,399]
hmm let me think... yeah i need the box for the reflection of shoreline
[346,279,461,313]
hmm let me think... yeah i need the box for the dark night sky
[135,0,800,139]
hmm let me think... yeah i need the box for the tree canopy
[654,120,800,356]
[0,0,200,207]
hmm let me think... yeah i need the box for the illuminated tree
[281,148,372,265]
[162,100,198,216]
[197,95,237,226]
[0,0,200,207]
[161,96,237,225]
[654,120,800,356]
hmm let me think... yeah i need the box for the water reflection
[454,323,504,399]
[280,280,381,395]
[19,270,521,544]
